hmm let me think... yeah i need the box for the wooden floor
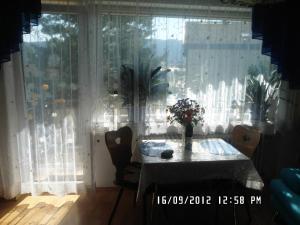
[0,194,80,225]
[0,188,141,225]
[0,187,280,225]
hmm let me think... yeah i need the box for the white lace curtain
[91,1,271,136]
[0,53,23,199]
[19,9,95,196]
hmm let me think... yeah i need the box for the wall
[92,125,139,187]
[256,81,300,183]
[92,132,115,187]
[0,68,7,197]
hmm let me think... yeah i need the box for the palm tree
[246,67,281,123]
[120,62,170,133]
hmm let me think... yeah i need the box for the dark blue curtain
[0,1,41,64]
[252,1,300,89]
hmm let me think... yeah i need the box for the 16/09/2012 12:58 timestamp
[156,195,262,205]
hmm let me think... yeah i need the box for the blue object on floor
[280,168,300,195]
[270,168,300,225]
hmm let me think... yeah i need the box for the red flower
[167,98,205,126]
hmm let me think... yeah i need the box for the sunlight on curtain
[21,13,91,195]
[2,0,274,197]
[93,12,271,136]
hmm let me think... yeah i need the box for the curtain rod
[100,1,250,12]
[42,0,250,12]
[42,1,251,19]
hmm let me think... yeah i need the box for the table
[136,138,264,201]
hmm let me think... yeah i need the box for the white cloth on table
[136,138,263,201]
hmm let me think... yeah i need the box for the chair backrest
[230,125,260,158]
[105,126,133,173]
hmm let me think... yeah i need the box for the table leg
[232,181,237,225]
[150,184,158,225]
[143,192,147,225]
[215,195,219,225]
[245,189,252,225]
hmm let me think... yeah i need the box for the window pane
[97,15,271,135]
[22,13,81,186]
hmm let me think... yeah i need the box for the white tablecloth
[136,138,264,201]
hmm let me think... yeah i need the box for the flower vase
[183,122,193,150]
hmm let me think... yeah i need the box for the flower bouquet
[167,98,205,150]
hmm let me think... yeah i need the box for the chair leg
[272,211,279,222]
[133,191,137,207]
[149,192,155,225]
[150,184,158,225]
[108,187,124,225]
[162,205,173,225]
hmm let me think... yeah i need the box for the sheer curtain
[19,10,93,196]
[91,1,271,136]
[0,53,23,199]
[147,17,271,135]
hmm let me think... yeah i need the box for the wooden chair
[230,125,261,158]
[105,126,140,225]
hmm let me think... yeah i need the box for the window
[95,14,271,135]
[21,13,85,194]
[18,1,275,195]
